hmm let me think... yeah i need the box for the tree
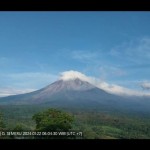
[0,113,6,139]
[32,108,74,132]
[0,113,5,130]
[13,124,24,132]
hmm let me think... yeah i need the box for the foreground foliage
[32,108,74,132]
[0,105,150,139]
[0,113,5,130]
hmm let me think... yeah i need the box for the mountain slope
[0,78,119,105]
[0,78,150,112]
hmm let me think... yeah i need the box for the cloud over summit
[59,70,90,81]
[59,70,150,97]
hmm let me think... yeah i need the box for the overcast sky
[1,12,150,96]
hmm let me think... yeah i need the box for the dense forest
[0,105,150,139]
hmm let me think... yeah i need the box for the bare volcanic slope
[0,78,150,112]
[0,78,122,106]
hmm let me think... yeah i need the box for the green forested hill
[0,105,150,139]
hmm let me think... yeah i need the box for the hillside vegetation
[0,105,150,139]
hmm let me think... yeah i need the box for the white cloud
[59,70,90,81]
[140,81,150,90]
[0,72,58,97]
[95,82,150,96]
[71,50,127,80]
[0,87,36,97]
[110,37,150,64]
[72,50,99,63]
[98,65,127,79]
[59,70,150,97]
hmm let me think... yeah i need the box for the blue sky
[1,11,150,96]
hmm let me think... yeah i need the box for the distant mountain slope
[0,78,150,112]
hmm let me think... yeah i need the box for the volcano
[0,78,150,111]
[0,78,121,106]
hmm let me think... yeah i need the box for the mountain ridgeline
[0,78,150,112]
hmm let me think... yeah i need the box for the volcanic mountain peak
[42,78,95,94]
[23,78,97,102]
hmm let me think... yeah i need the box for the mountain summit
[42,78,95,93]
